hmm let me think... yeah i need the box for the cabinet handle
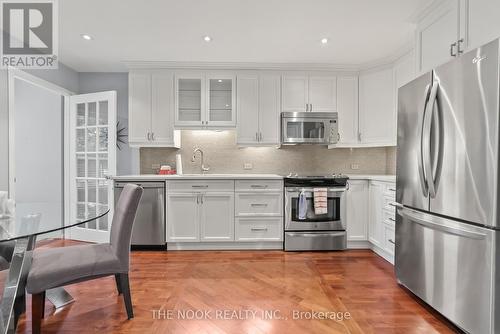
[310,104,313,112]
[388,188,396,192]
[450,42,457,57]
[259,132,263,141]
[147,132,151,141]
[337,133,341,142]
[250,185,268,188]
[358,132,362,141]
[192,185,209,188]
[196,194,200,204]
[388,217,396,222]
[388,239,395,245]
[457,38,464,55]
[251,227,268,232]
[255,132,258,141]
[151,132,155,141]
[201,194,204,204]
[305,103,309,112]
[250,203,268,207]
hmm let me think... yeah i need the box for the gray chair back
[110,184,143,271]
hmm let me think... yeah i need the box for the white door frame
[7,68,74,233]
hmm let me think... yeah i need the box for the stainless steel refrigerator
[395,38,500,334]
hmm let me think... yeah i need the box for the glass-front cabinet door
[175,74,205,126]
[174,73,236,127]
[206,74,236,126]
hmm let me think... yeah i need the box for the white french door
[68,91,116,243]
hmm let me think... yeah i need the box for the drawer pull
[191,185,209,188]
[388,239,395,245]
[250,185,268,188]
[388,188,396,192]
[250,203,268,207]
[389,202,403,208]
[251,227,268,232]
[388,217,395,222]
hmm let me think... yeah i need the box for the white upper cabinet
[358,66,396,146]
[336,76,359,146]
[236,73,280,146]
[207,74,236,127]
[308,77,337,112]
[282,74,336,112]
[128,71,179,147]
[467,0,500,50]
[236,75,259,144]
[282,76,308,112]
[175,73,235,128]
[416,0,461,74]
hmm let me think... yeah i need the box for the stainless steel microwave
[281,112,338,145]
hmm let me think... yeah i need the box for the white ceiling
[59,0,431,72]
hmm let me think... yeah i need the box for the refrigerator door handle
[399,207,486,240]
[418,83,432,197]
[422,80,439,198]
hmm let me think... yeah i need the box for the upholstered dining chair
[26,184,143,333]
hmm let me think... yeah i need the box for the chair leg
[32,291,45,334]
[115,274,122,295]
[119,273,133,319]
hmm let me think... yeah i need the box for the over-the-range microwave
[281,112,338,145]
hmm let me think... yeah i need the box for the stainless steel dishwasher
[114,181,165,247]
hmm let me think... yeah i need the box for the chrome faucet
[191,147,210,173]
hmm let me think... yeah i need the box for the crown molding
[122,60,360,73]
[358,41,414,72]
[409,0,447,23]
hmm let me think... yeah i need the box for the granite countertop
[346,174,396,182]
[113,173,395,182]
[113,174,284,180]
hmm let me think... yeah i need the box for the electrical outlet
[152,163,161,170]
[351,163,360,170]
[244,163,253,170]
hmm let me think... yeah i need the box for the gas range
[284,173,349,188]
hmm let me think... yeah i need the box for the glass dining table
[0,208,109,334]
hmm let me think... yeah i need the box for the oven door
[285,187,346,231]
[281,117,332,144]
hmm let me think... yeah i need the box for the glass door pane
[208,78,233,123]
[178,78,202,122]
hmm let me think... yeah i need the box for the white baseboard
[347,239,394,265]
[167,241,283,250]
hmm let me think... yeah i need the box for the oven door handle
[286,187,347,193]
[286,232,346,237]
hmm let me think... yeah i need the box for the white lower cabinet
[345,180,368,243]
[200,192,234,241]
[235,217,282,241]
[345,179,396,264]
[167,193,200,242]
[167,179,283,248]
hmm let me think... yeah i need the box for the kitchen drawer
[235,217,283,241]
[235,193,282,216]
[235,180,283,192]
[383,209,396,228]
[167,180,234,192]
[384,183,396,198]
[383,195,396,213]
[383,223,395,255]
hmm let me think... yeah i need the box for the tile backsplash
[139,130,396,175]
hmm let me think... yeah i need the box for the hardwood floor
[13,240,458,333]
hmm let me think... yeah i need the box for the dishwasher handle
[115,181,165,189]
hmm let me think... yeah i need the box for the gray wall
[0,63,80,193]
[78,72,139,175]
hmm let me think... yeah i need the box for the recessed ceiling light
[203,35,212,42]
[81,34,93,41]
[321,38,328,45]
[217,79,222,83]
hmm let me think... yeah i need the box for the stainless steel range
[284,174,348,251]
